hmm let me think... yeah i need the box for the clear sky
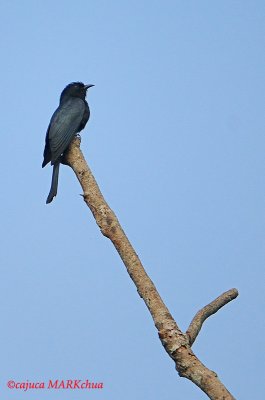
[0,1,264,399]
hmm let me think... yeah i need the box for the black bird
[42,82,94,204]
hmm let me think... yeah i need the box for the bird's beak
[84,84,94,89]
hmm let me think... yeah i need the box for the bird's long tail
[46,162,60,204]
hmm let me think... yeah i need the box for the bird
[42,82,94,204]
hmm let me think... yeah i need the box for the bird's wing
[42,123,52,167]
[48,98,85,164]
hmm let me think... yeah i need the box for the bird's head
[60,82,94,103]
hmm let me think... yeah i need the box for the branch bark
[64,137,238,400]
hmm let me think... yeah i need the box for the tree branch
[65,137,238,400]
[186,288,239,346]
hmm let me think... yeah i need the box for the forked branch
[65,137,238,400]
[186,288,239,346]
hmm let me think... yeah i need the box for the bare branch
[186,289,238,346]
[65,137,237,400]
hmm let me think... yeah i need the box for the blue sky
[0,1,264,399]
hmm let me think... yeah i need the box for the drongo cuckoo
[42,82,93,204]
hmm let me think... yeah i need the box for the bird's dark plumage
[42,82,93,204]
